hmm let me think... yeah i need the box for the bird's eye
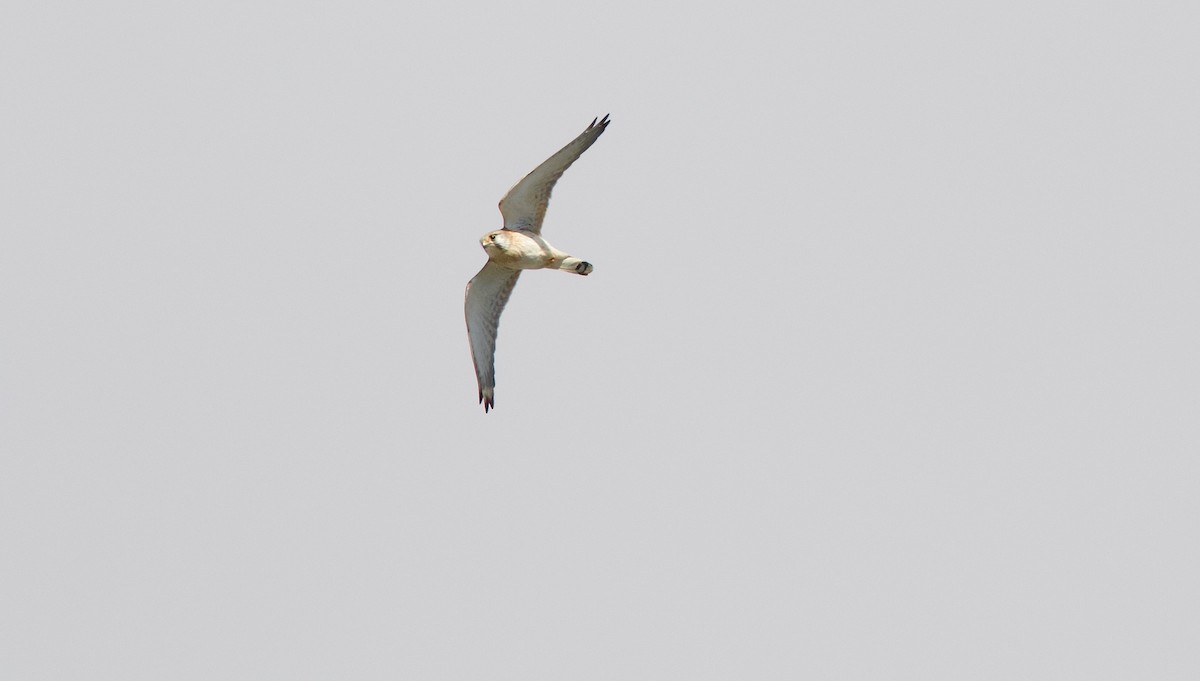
[490,234,497,241]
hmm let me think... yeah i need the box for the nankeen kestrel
[465,115,610,412]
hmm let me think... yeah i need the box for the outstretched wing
[499,115,610,234]
[465,262,522,412]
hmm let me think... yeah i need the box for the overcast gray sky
[2,1,1198,679]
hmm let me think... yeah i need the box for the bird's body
[465,115,610,412]
[479,229,593,275]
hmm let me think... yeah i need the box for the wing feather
[465,263,522,412]
[498,115,610,234]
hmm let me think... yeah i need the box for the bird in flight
[465,115,611,412]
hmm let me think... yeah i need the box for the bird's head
[481,230,510,252]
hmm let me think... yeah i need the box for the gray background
[2,1,1197,679]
